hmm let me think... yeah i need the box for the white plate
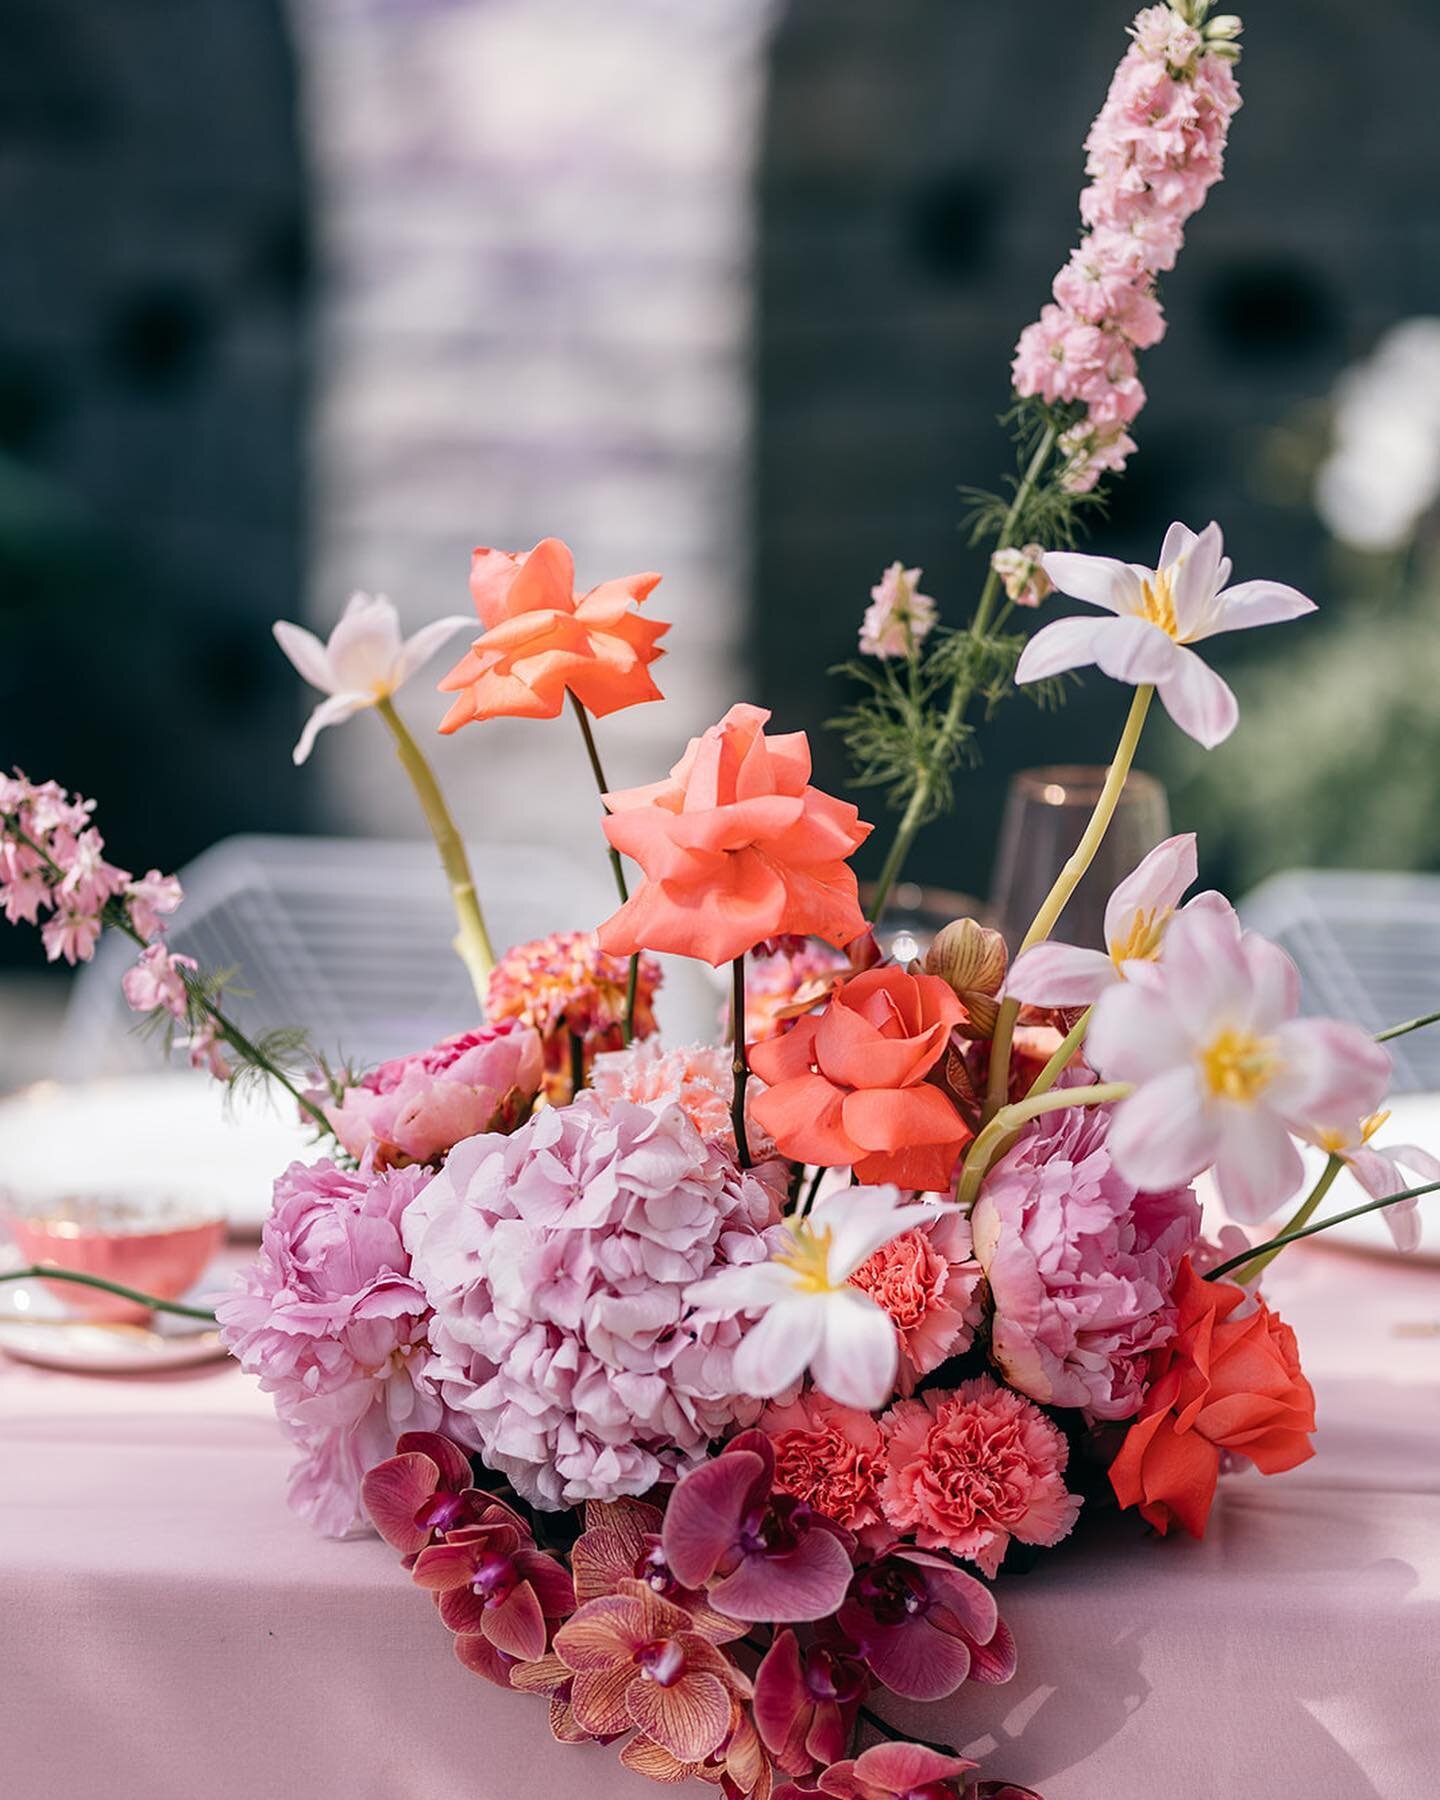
[0,1073,313,1235]
[0,1274,230,1373]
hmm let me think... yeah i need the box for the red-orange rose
[748,965,970,1190]
[1108,1257,1316,1538]
[596,702,871,967]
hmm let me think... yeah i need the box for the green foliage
[960,400,1108,554]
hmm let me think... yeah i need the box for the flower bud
[924,918,1008,1036]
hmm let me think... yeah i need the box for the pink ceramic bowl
[6,1205,225,1323]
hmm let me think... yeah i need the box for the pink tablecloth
[2,1242,1438,1800]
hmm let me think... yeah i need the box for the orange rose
[437,537,667,730]
[1109,1257,1316,1538]
[595,703,871,967]
[748,965,970,1190]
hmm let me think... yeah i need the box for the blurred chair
[1239,870,1440,1093]
[60,835,715,1077]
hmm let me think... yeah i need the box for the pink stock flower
[1015,522,1316,748]
[759,1393,889,1546]
[971,1099,1200,1420]
[1087,907,1393,1223]
[818,1742,977,1800]
[1302,1113,1440,1254]
[990,545,1052,610]
[848,1211,985,1394]
[121,943,197,1021]
[859,564,938,660]
[590,1040,737,1143]
[216,1158,445,1537]
[325,1022,544,1168]
[402,1094,784,1508]
[837,1548,1016,1703]
[754,1629,867,1777]
[878,1378,1081,1578]
[1006,832,1224,1008]
[661,1430,855,1625]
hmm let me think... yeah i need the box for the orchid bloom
[1005,833,1228,1008]
[410,1509,575,1662]
[1303,1112,1440,1253]
[817,1741,978,1800]
[1014,521,1315,748]
[754,1630,867,1777]
[274,591,472,764]
[360,1432,482,1560]
[836,1549,1016,1702]
[1086,909,1392,1222]
[684,1186,943,1410]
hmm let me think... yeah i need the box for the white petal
[1090,616,1181,686]
[273,620,337,694]
[1156,647,1239,748]
[1344,1146,1410,1203]
[292,693,371,765]
[325,592,406,694]
[808,1290,898,1410]
[1168,521,1225,639]
[1108,1066,1219,1191]
[1086,979,1193,1082]
[1239,930,1300,1031]
[732,1297,825,1399]
[1015,617,1105,684]
[1210,1104,1305,1224]
[1102,832,1197,948]
[1157,520,1198,570]
[1006,941,1117,1007]
[1039,551,1143,615]
[393,615,477,688]
[1157,907,1251,1041]
[816,1185,941,1279]
[684,1259,798,1313]
[1268,1018,1391,1126]
[1204,579,1317,638]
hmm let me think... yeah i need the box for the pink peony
[325,1021,544,1168]
[590,1040,736,1142]
[971,1100,1200,1420]
[758,1392,889,1545]
[879,1377,1081,1578]
[402,1093,785,1508]
[217,1158,446,1537]
[848,1210,984,1393]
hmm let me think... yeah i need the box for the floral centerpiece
[4,7,1438,1798]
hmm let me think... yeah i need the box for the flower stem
[866,421,1059,924]
[1205,1175,1440,1281]
[567,692,639,1045]
[1230,1154,1341,1286]
[0,1265,218,1323]
[956,1079,1132,1211]
[568,1028,587,1100]
[983,682,1153,1123]
[1024,1006,1092,1100]
[731,955,752,1169]
[375,697,494,1006]
[1376,1007,1440,1044]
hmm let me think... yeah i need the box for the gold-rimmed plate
[0,1278,229,1374]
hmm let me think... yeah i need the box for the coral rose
[1108,1257,1317,1538]
[595,703,872,968]
[749,965,970,1190]
[438,536,668,729]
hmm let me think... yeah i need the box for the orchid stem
[957,1080,1132,1211]
[1205,1176,1440,1281]
[1376,1007,1440,1043]
[1024,1006,1092,1100]
[984,683,1153,1124]
[567,692,638,1044]
[866,420,1059,925]
[731,955,752,1169]
[0,1265,218,1323]
[375,697,494,1007]
[1231,1155,1342,1286]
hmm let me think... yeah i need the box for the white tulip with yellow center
[683,1185,941,1410]
[1085,908,1392,1222]
[1014,521,1316,747]
[1301,1111,1440,1253]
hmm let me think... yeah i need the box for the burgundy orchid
[411,1510,575,1663]
[572,1496,746,1644]
[663,1431,856,1624]
[360,1431,484,1560]
[818,1741,977,1800]
[837,1550,1015,1702]
[552,1578,751,1764]
[755,1629,868,1776]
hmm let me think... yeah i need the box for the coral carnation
[758,1392,889,1545]
[879,1377,1081,1578]
[590,1041,736,1142]
[486,930,661,1098]
[849,1210,984,1393]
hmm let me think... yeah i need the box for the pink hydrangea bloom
[859,563,938,660]
[121,943,198,1020]
[217,1158,446,1538]
[971,1099,1200,1420]
[325,1021,545,1168]
[590,1040,736,1141]
[402,1093,785,1508]
[879,1377,1081,1578]
[848,1210,984,1394]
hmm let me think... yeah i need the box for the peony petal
[1155,646,1239,748]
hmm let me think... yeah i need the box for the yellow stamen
[1200,1027,1279,1104]
[773,1221,836,1293]
[1313,1109,1390,1155]
[1139,567,1180,639]
[1109,904,1173,973]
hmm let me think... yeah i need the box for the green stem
[866,421,1058,924]
[956,1080,1132,1211]
[569,1029,587,1100]
[731,955,752,1169]
[1025,1006,1092,1100]
[984,683,1153,1123]
[567,692,638,1044]
[0,1265,218,1323]
[799,1163,827,1217]
[1376,1008,1440,1044]
[376,697,494,1006]
[1232,1155,1342,1286]
[1205,1176,1440,1281]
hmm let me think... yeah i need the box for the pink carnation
[325,1022,544,1168]
[590,1040,735,1141]
[759,1391,890,1547]
[879,1377,1081,1578]
[402,1093,785,1508]
[971,1101,1200,1421]
[849,1210,984,1394]
[217,1158,445,1537]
